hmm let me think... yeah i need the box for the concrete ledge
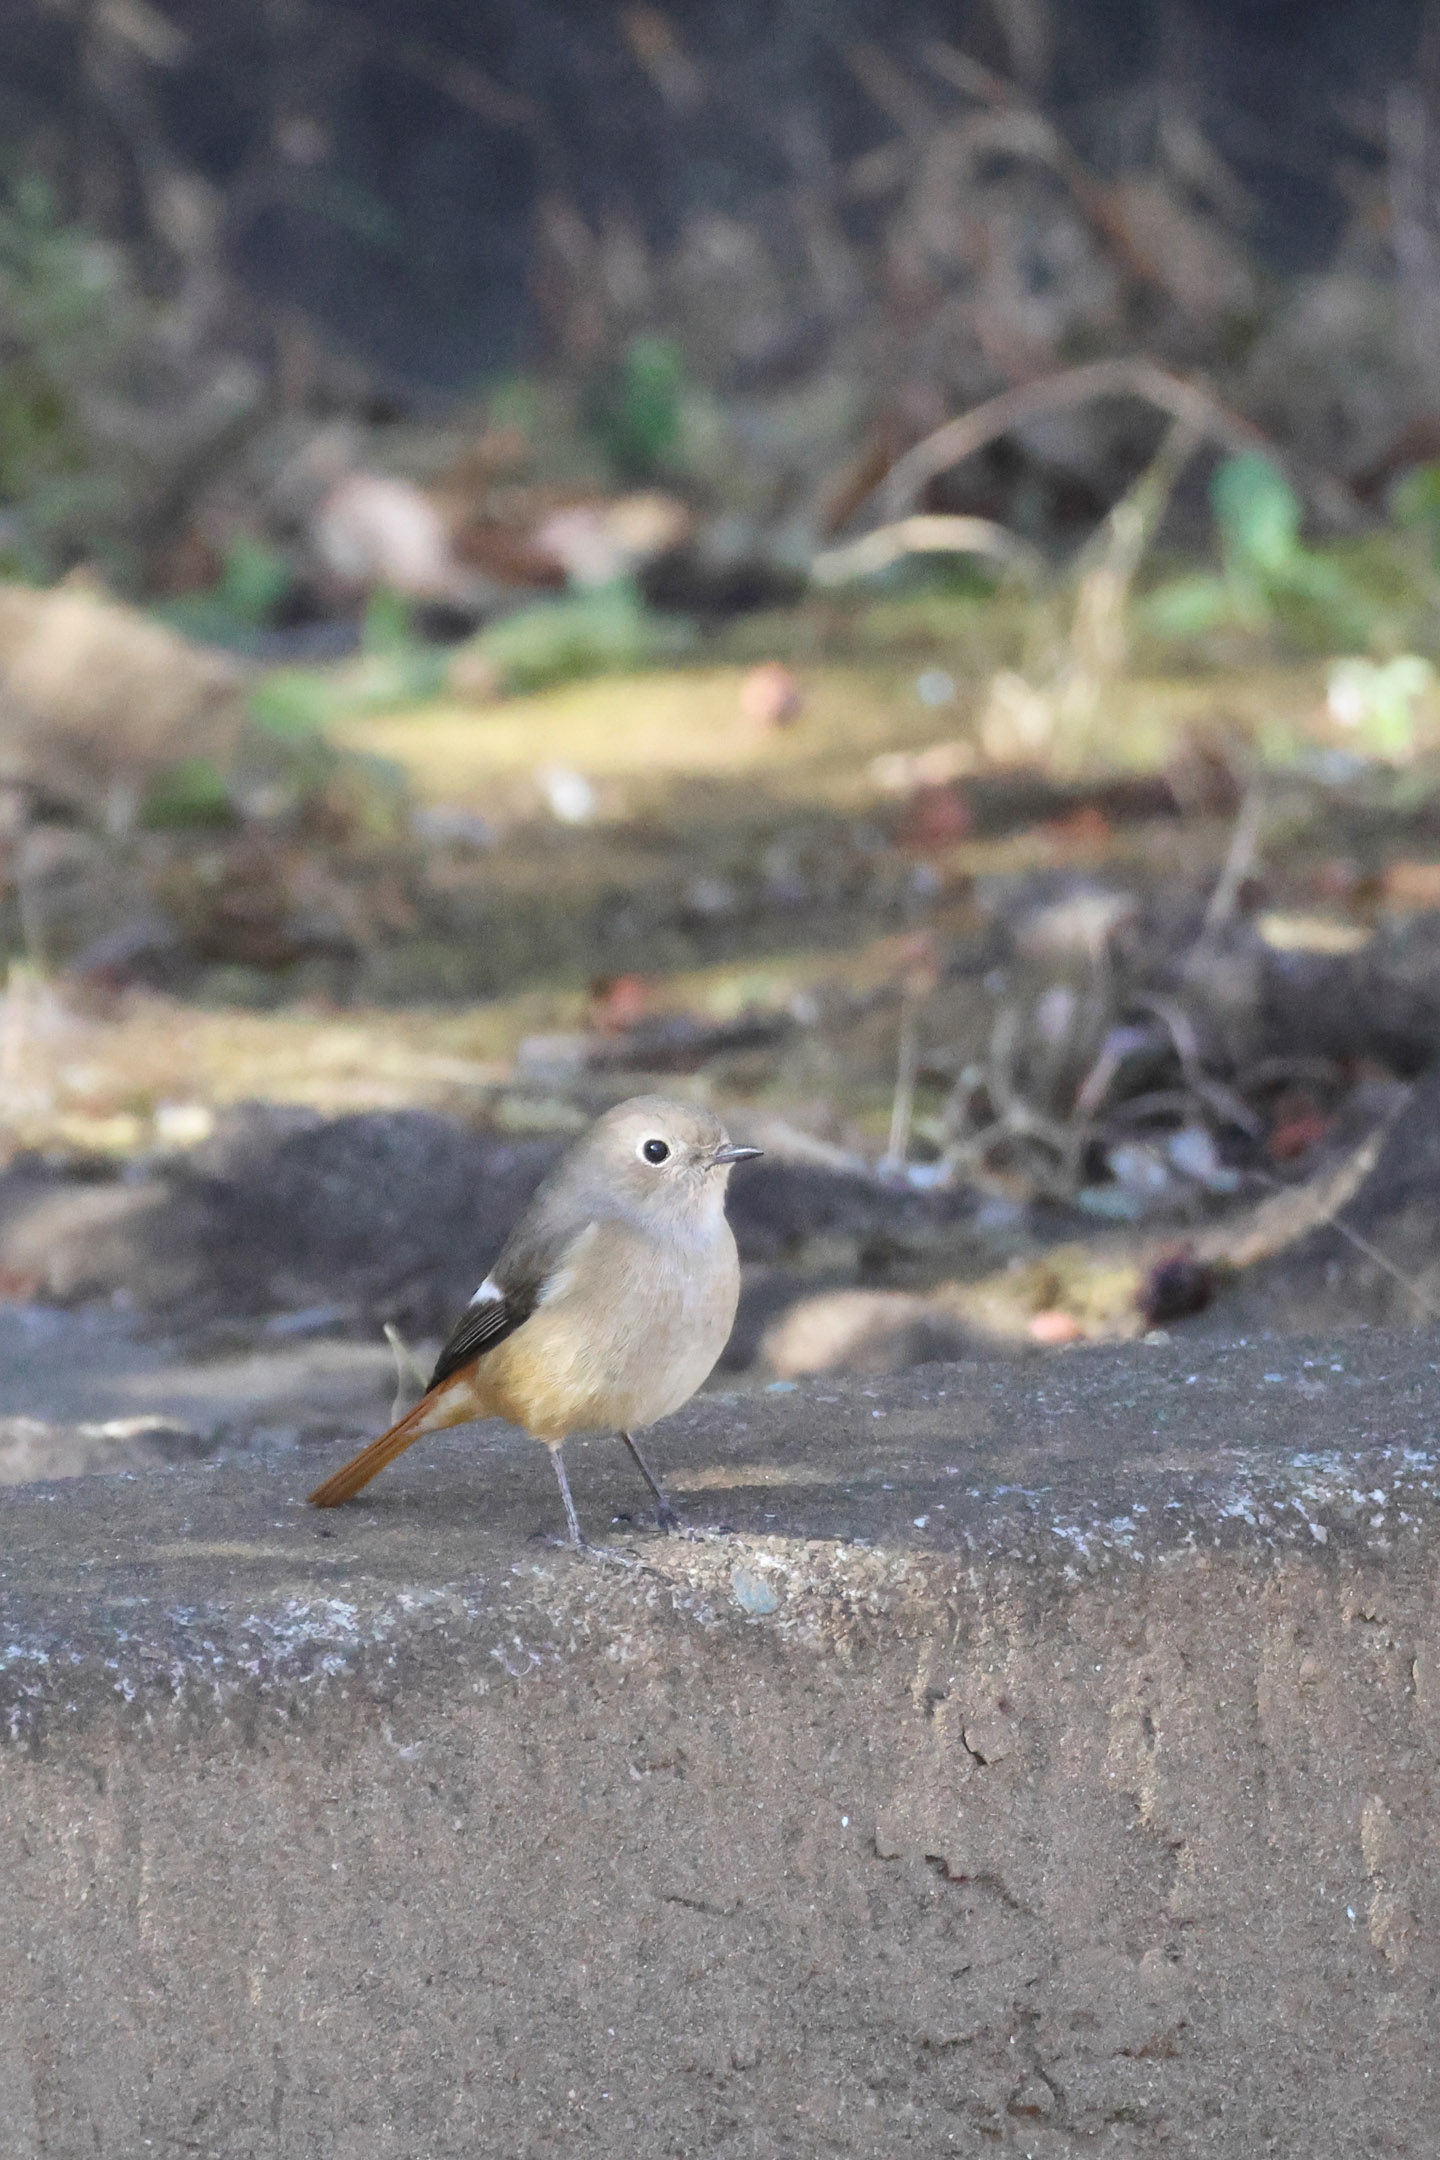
[3,1333,1439,2156]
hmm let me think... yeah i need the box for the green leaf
[1139,573,1236,637]
[1390,462,1440,563]
[461,582,690,694]
[590,336,687,480]
[362,587,415,655]
[1212,453,1302,576]
[249,670,341,737]
[219,534,291,624]
[141,757,235,829]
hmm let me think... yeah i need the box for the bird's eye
[641,1138,670,1164]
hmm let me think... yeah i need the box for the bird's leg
[620,1429,681,1533]
[550,1447,585,1553]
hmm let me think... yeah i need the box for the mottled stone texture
[3,1332,1438,2156]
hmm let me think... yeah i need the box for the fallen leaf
[739,662,803,732]
[1382,859,1440,911]
[1256,911,1371,955]
[1268,1101,1332,1162]
[1041,803,1112,846]
[896,783,972,848]
[588,973,651,1033]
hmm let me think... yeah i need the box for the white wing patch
[468,1276,503,1306]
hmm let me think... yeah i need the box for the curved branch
[810,513,1047,587]
[872,358,1268,524]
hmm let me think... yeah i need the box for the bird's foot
[546,1529,645,1570]
[589,1541,652,1572]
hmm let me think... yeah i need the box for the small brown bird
[307,1096,761,1548]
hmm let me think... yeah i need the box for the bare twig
[393,38,551,137]
[919,38,1022,107]
[1195,1090,1440,1320]
[984,1004,1022,1117]
[920,38,1160,283]
[880,1000,920,1178]
[1235,1056,1344,1095]
[1191,1114,1394,1273]
[1252,1088,1440,1304]
[845,43,941,138]
[1387,83,1440,391]
[971,1004,1079,1168]
[1132,996,1202,1092]
[96,0,189,67]
[810,512,1046,587]
[1199,785,1266,937]
[1312,1207,1440,1321]
[281,2,563,183]
[1071,1021,1164,1122]
[1048,413,1205,750]
[871,358,1267,525]
[0,964,32,1092]
[1099,1085,1215,1131]
[1134,992,1262,1136]
[1067,415,1204,593]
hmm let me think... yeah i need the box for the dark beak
[711,1142,763,1167]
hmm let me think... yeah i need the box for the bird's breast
[480,1218,739,1439]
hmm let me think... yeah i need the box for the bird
[306,1096,761,1548]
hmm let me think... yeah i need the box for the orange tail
[308,1385,461,1508]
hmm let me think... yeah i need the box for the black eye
[642,1138,670,1164]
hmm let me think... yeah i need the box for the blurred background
[5,0,1440,1487]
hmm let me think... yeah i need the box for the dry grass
[0,930,939,1158]
[0,654,1338,1165]
[337,664,943,823]
[334,659,1331,824]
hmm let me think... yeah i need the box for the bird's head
[584,1094,762,1230]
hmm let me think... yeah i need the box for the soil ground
[5,647,1440,1470]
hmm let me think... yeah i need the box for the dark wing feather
[426,1208,595,1390]
[427,1289,533,1389]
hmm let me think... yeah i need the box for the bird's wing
[427,1217,597,1390]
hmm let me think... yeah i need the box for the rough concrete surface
[0,1304,397,1483]
[3,1329,1440,2157]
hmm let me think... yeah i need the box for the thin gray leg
[621,1430,681,1532]
[550,1448,585,1552]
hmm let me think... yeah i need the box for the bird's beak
[711,1142,763,1167]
